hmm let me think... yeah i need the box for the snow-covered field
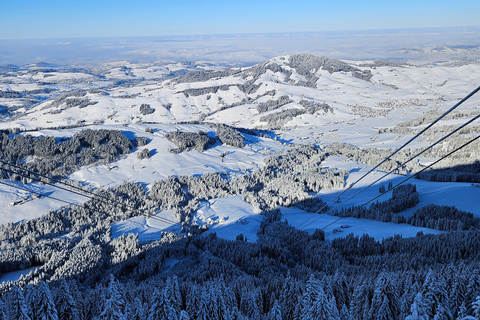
[1,53,479,246]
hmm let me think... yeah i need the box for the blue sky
[1,0,479,39]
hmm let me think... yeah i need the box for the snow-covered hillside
[2,52,480,320]
[1,53,479,243]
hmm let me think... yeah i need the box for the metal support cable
[0,180,170,232]
[310,84,480,215]
[297,112,480,229]
[301,134,480,231]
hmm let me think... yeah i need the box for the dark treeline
[165,130,216,152]
[0,129,134,180]
[2,141,480,318]
[408,204,480,231]
[334,184,419,224]
[417,161,480,183]
[4,214,480,319]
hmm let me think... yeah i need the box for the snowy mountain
[1,53,480,319]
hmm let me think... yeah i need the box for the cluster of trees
[398,109,480,128]
[349,104,388,118]
[408,204,480,231]
[244,60,293,83]
[139,104,155,115]
[237,79,262,95]
[179,85,231,98]
[0,129,133,180]
[0,88,54,99]
[325,142,418,174]
[417,162,480,183]
[260,109,311,129]
[4,211,480,319]
[174,69,241,84]
[165,130,216,152]
[288,53,373,88]
[137,148,150,160]
[298,100,333,114]
[256,96,293,113]
[209,123,246,148]
[334,184,418,223]
[260,100,333,129]
[150,144,345,218]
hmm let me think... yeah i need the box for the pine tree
[450,273,468,319]
[305,286,340,320]
[148,287,178,320]
[422,269,452,319]
[368,273,399,320]
[473,296,480,320]
[268,300,282,320]
[35,281,59,320]
[100,275,126,320]
[351,279,372,320]
[7,286,31,320]
[131,297,146,320]
[185,285,200,318]
[405,292,428,320]
[340,304,351,320]
[0,300,6,320]
[179,310,190,320]
[299,274,322,317]
[25,286,36,320]
[240,288,260,319]
[280,274,300,320]
[433,303,451,320]
[68,281,84,320]
[55,279,80,320]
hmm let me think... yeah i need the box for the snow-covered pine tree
[0,300,6,320]
[280,273,300,320]
[305,286,340,320]
[350,279,373,320]
[55,279,79,320]
[179,310,190,320]
[148,287,178,320]
[25,285,36,320]
[405,292,428,320]
[268,299,282,320]
[368,272,400,320]
[7,286,31,320]
[473,296,480,320]
[298,274,322,317]
[99,275,126,320]
[35,281,59,320]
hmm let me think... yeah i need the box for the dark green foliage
[288,53,373,88]
[209,123,245,148]
[165,131,215,152]
[335,184,417,223]
[137,148,150,160]
[408,204,480,231]
[417,161,480,183]
[256,95,293,113]
[139,104,155,115]
[0,129,132,180]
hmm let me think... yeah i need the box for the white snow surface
[1,55,480,243]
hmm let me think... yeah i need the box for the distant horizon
[2,25,479,42]
[1,26,479,67]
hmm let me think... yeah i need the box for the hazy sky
[1,0,479,39]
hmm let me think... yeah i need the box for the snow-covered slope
[1,53,480,244]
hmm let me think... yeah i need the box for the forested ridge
[0,139,479,319]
